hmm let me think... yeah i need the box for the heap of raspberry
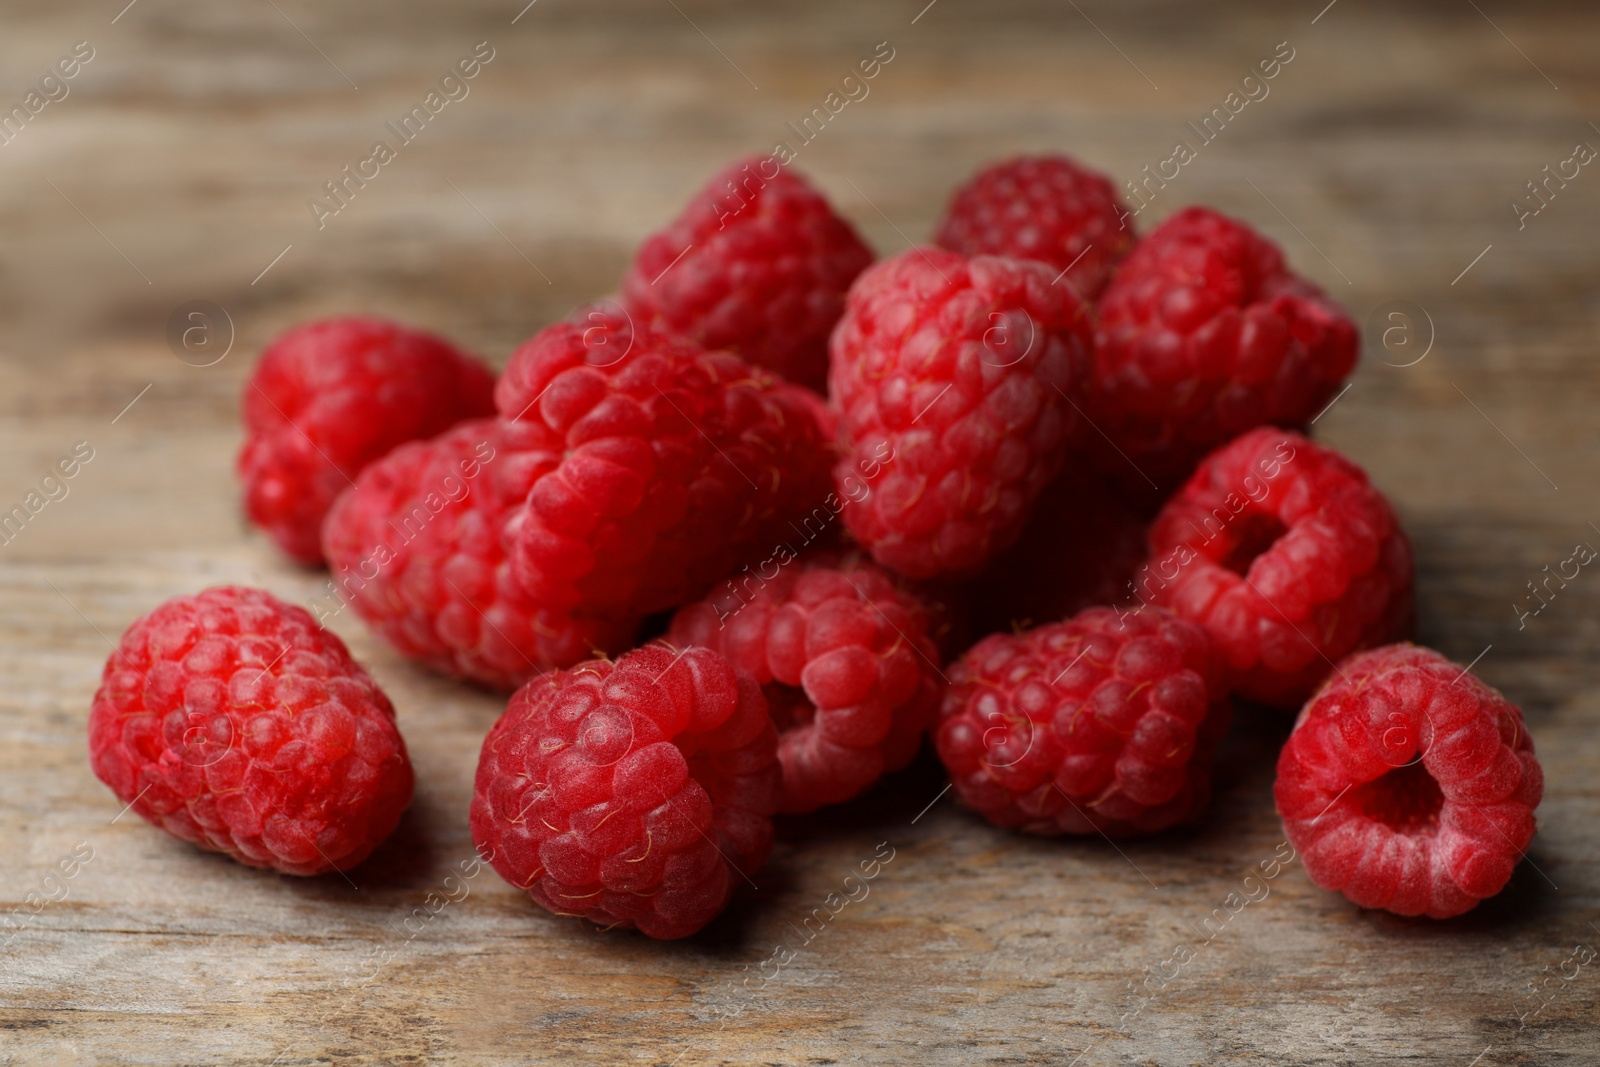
[238,317,496,564]
[621,156,874,392]
[668,553,943,813]
[321,419,636,690]
[1275,644,1542,918]
[1142,428,1414,709]
[470,644,781,939]
[499,305,835,618]
[87,586,413,875]
[1087,206,1359,497]
[933,154,1135,299]
[829,247,1092,580]
[968,466,1150,636]
[935,606,1229,837]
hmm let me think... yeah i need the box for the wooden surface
[3,1,1600,1063]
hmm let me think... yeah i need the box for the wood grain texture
[2,1,1599,1063]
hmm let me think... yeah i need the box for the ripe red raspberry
[86,586,413,875]
[935,606,1229,837]
[970,467,1150,636]
[934,154,1135,299]
[829,247,1092,581]
[470,643,780,939]
[238,317,497,565]
[1087,206,1359,496]
[497,306,834,619]
[667,553,944,813]
[621,156,874,392]
[1142,428,1414,709]
[321,418,636,690]
[1275,644,1543,918]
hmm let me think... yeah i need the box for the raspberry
[934,154,1134,299]
[935,606,1229,837]
[238,317,496,565]
[1274,644,1543,918]
[829,247,1093,580]
[86,586,413,875]
[621,156,875,392]
[1087,206,1359,496]
[321,418,636,690]
[1142,428,1414,709]
[970,467,1150,636]
[497,306,835,618]
[667,552,944,813]
[470,643,781,939]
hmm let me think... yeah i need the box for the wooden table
[3,1,1598,1062]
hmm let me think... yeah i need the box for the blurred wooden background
[2,0,1598,1063]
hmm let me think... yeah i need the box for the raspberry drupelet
[1087,206,1358,498]
[470,644,781,939]
[497,305,836,619]
[1275,644,1542,918]
[829,247,1093,581]
[1142,428,1414,709]
[935,605,1230,838]
[621,156,875,392]
[668,552,944,813]
[934,154,1135,299]
[238,317,496,565]
[87,586,414,875]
